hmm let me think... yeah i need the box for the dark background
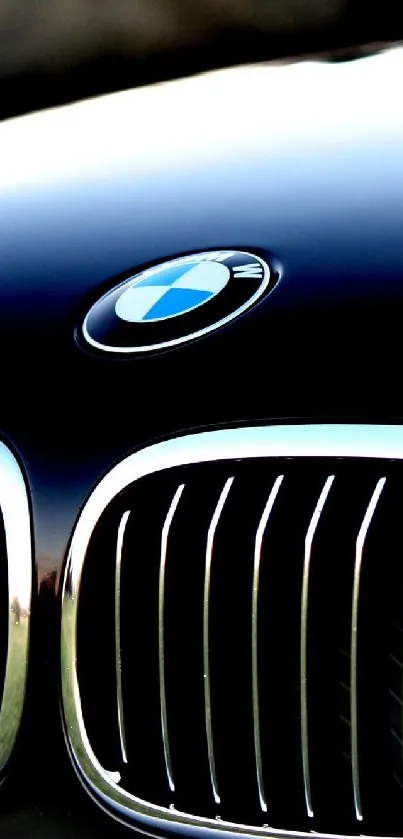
[0,0,402,122]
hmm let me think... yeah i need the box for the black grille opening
[162,472,224,818]
[356,474,403,834]
[303,468,381,834]
[76,496,123,772]
[254,466,328,831]
[75,455,403,836]
[207,467,282,825]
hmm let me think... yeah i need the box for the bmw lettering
[82,250,277,353]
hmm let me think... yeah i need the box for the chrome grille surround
[0,441,32,774]
[61,424,403,838]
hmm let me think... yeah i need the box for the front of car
[0,46,403,839]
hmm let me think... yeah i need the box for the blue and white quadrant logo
[83,250,276,353]
[115,258,231,323]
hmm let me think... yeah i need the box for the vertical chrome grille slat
[300,475,335,819]
[204,477,234,805]
[159,483,186,793]
[252,475,284,813]
[350,476,386,822]
[116,509,130,765]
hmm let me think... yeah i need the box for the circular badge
[82,250,275,353]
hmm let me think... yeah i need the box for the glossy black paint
[0,49,403,835]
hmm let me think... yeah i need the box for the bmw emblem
[82,250,277,353]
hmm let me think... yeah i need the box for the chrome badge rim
[82,251,274,353]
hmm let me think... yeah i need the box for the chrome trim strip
[116,510,130,765]
[350,477,386,822]
[0,442,32,773]
[300,475,335,819]
[252,475,284,813]
[159,484,185,793]
[204,477,234,805]
[61,424,403,837]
